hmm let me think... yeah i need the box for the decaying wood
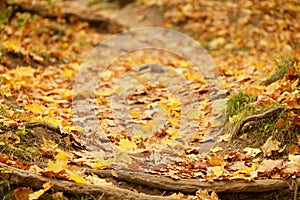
[0,162,177,200]
[232,107,285,138]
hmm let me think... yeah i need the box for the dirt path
[0,0,300,199]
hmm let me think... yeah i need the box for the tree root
[0,162,177,200]
[0,161,293,199]
[232,107,285,138]
[87,168,290,193]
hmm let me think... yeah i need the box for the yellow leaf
[41,116,62,126]
[243,162,258,172]
[229,113,243,124]
[179,60,190,68]
[209,166,223,178]
[61,89,73,100]
[24,104,46,115]
[39,139,58,156]
[28,182,52,200]
[199,98,210,105]
[84,151,113,169]
[168,117,179,127]
[114,85,125,95]
[13,67,36,77]
[210,146,223,153]
[166,129,178,138]
[39,96,56,103]
[42,182,52,190]
[95,90,113,97]
[129,109,141,119]
[66,169,87,184]
[187,73,205,83]
[161,138,173,144]
[196,189,219,200]
[61,68,75,78]
[65,126,85,132]
[167,97,180,108]
[2,39,21,52]
[48,151,68,173]
[117,138,137,152]
[169,192,185,198]
[85,159,113,169]
[29,190,45,200]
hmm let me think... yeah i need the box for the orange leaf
[14,187,33,200]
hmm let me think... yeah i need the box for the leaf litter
[0,0,300,199]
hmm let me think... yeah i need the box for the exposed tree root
[0,162,177,200]
[232,107,285,138]
[89,168,290,194]
[0,161,294,200]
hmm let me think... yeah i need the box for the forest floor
[0,0,300,199]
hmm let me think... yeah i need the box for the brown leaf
[276,118,285,128]
[206,154,224,167]
[260,136,281,156]
[14,187,33,200]
[256,159,283,175]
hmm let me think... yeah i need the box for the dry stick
[232,107,285,138]
[88,168,290,193]
[0,162,177,200]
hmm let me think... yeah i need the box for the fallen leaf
[29,182,52,200]
[48,151,68,173]
[117,138,137,152]
[14,187,33,200]
[260,136,281,156]
[196,188,219,200]
[243,147,261,158]
[210,146,223,153]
